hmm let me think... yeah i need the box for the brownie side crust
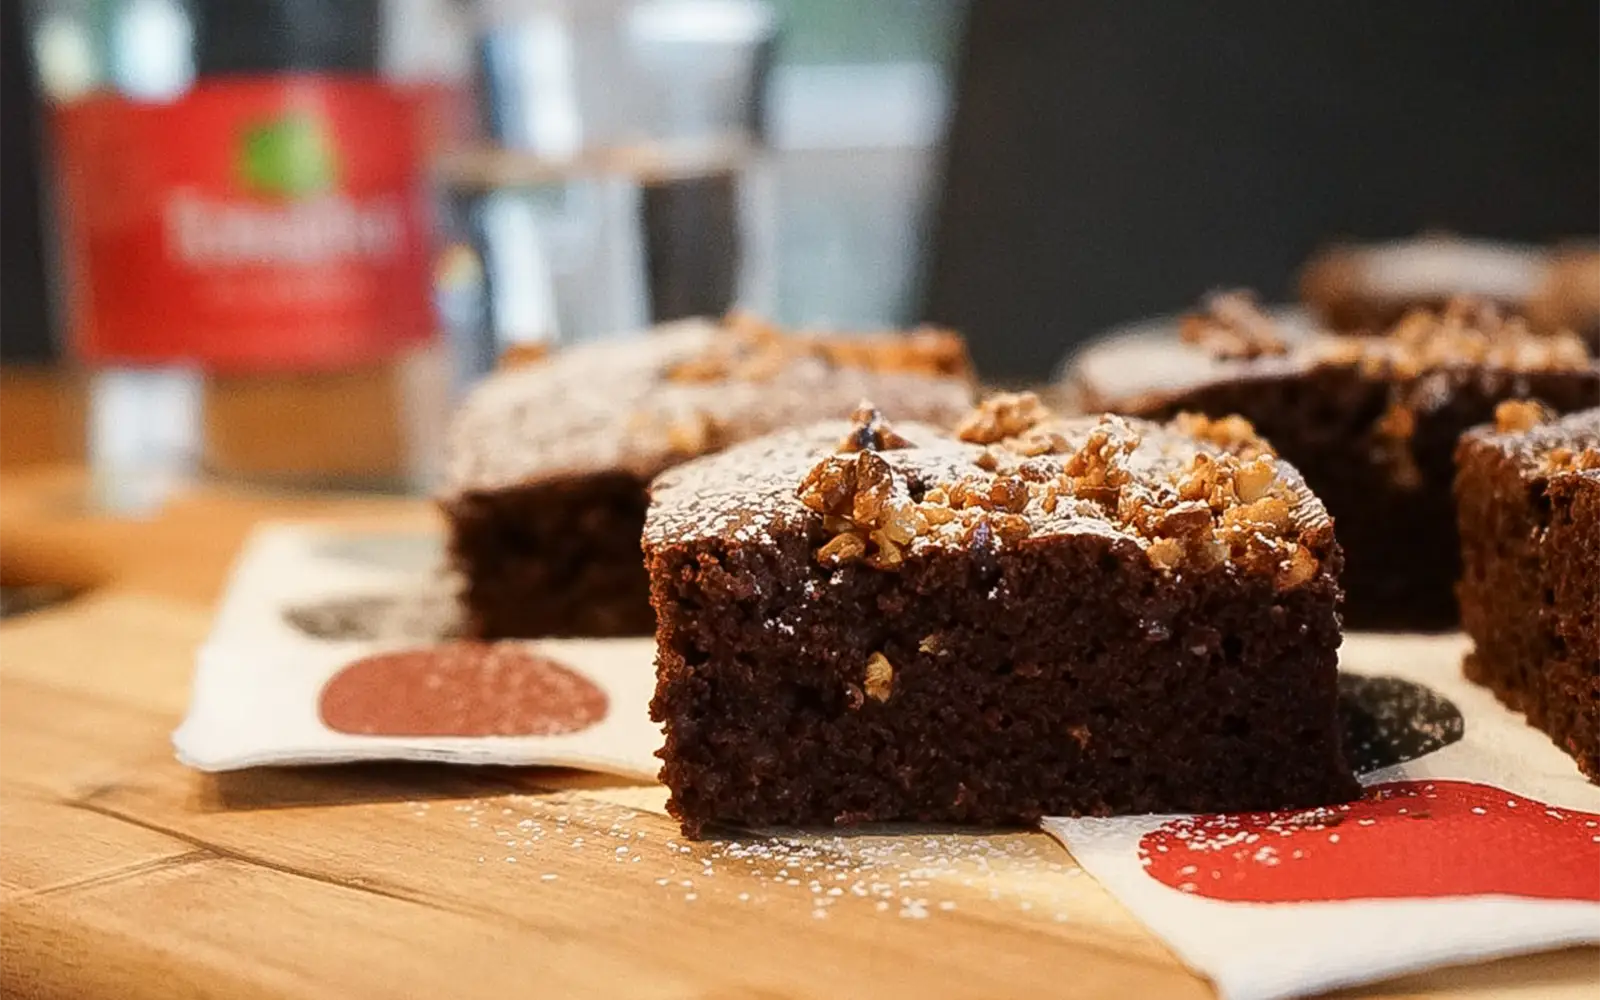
[1068,296,1599,630]
[446,473,654,639]
[1456,404,1600,780]
[647,403,1358,836]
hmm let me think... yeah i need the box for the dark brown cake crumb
[1180,291,1289,360]
[647,402,1355,835]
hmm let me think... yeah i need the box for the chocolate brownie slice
[1300,235,1600,347]
[1064,295,1599,629]
[646,398,1358,836]
[1456,402,1600,780]
[443,316,975,639]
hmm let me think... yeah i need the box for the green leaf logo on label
[238,114,338,198]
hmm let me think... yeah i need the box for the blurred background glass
[6,0,970,502]
[439,0,966,386]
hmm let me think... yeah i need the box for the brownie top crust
[647,397,1335,590]
[1464,402,1600,480]
[444,315,977,495]
[1067,294,1596,413]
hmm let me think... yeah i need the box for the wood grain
[1,471,1595,999]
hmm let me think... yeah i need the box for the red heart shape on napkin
[319,642,608,738]
[1140,780,1600,903]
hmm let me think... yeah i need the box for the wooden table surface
[1,467,1595,1000]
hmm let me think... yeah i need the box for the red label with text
[54,77,435,372]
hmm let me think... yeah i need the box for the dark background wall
[2,0,57,364]
[925,1,1600,378]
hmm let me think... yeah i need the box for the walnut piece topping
[796,403,1321,588]
[1179,291,1289,360]
[667,313,973,384]
[1320,297,1591,378]
[1542,444,1600,476]
[836,401,913,453]
[957,391,1050,444]
[1170,412,1275,460]
[816,532,867,567]
[813,326,972,378]
[1495,399,1553,434]
[863,652,894,702]
[665,412,726,456]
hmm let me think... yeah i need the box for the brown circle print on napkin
[319,643,608,737]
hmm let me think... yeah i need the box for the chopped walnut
[1153,500,1213,538]
[667,314,973,384]
[851,451,897,525]
[1171,412,1275,460]
[665,412,726,455]
[1276,544,1319,589]
[1146,537,1186,570]
[796,401,1317,589]
[864,652,894,702]
[1232,456,1279,503]
[1320,297,1591,377]
[813,326,973,378]
[797,455,858,516]
[1373,398,1423,491]
[1061,415,1142,507]
[957,392,1050,444]
[1495,399,1553,434]
[989,513,1031,542]
[816,533,867,567]
[1011,429,1071,457]
[1538,444,1600,476]
[1179,290,1289,360]
[837,401,914,453]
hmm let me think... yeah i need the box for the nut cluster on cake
[666,313,971,384]
[1178,291,1290,360]
[1315,297,1592,376]
[795,395,1322,589]
[1487,400,1600,476]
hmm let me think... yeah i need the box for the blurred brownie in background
[1300,235,1600,348]
[1065,294,1598,630]
[442,316,976,639]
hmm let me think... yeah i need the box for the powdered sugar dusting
[644,412,1333,583]
[443,320,974,495]
[430,792,1086,922]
